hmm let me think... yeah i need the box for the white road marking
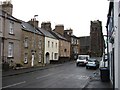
[36,70,64,79]
[2,81,26,88]
[36,73,54,79]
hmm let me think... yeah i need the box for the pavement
[83,69,113,90]
[2,63,65,77]
[2,61,113,89]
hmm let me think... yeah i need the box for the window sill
[38,61,41,63]
[7,57,14,59]
[9,33,15,36]
[24,47,28,48]
[24,62,28,64]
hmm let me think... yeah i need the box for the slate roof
[21,21,43,35]
[49,30,68,41]
[0,10,21,23]
[38,28,57,39]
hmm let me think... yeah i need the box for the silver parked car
[86,58,99,69]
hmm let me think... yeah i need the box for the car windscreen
[79,57,86,60]
[88,59,96,62]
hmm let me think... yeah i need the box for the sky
[2,0,109,37]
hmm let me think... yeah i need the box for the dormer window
[9,21,14,35]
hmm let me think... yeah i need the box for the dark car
[86,58,99,69]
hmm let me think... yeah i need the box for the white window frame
[24,53,28,64]
[38,40,42,49]
[54,53,58,59]
[38,54,42,63]
[24,37,28,48]
[8,42,14,57]
[78,40,79,44]
[0,17,2,34]
[9,21,14,34]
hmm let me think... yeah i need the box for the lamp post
[31,15,38,67]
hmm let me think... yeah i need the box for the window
[24,53,28,64]
[77,39,79,44]
[76,39,77,44]
[67,32,69,35]
[54,53,58,59]
[48,41,50,47]
[24,37,28,48]
[8,42,13,57]
[0,18,2,33]
[64,49,67,52]
[38,40,42,49]
[38,54,42,63]
[52,42,53,48]
[52,52,53,60]
[73,47,77,54]
[56,43,57,48]
[119,1,120,8]
[9,21,14,34]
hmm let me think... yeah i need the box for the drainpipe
[106,26,109,69]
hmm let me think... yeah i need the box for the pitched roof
[49,30,68,41]
[38,28,57,39]
[0,10,21,23]
[21,21,43,35]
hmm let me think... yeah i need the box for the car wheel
[94,67,97,70]
[86,66,88,69]
[76,63,78,67]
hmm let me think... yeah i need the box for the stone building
[0,1,22,68]
[64,29,80,60]
[51,25,70,63]
[90,20,105,57]
[40,22,59,64]
[21,20,44,67]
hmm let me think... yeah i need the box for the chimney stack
[54,24,64,36]
[41,22,52,31]
[0,1,13,15]
[28,18,39,28]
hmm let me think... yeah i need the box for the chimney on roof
[41,22,52,31]
[28,18,39,28]
[64,28,73,36]
[54,24,64,36]
[0,0,13,15]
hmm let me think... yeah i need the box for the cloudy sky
[2,0,109,37]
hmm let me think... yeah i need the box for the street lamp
[31,15,38,67]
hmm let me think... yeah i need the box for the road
[2,61,98,88]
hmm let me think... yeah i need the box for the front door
[46,52,49,64]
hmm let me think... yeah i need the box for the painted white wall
[0,17,3,37]
[118,8,120,90]
[114,1,119,89]
[0,17,2,62]
[44,37,59,64]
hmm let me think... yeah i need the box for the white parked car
[76,55,89,66]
